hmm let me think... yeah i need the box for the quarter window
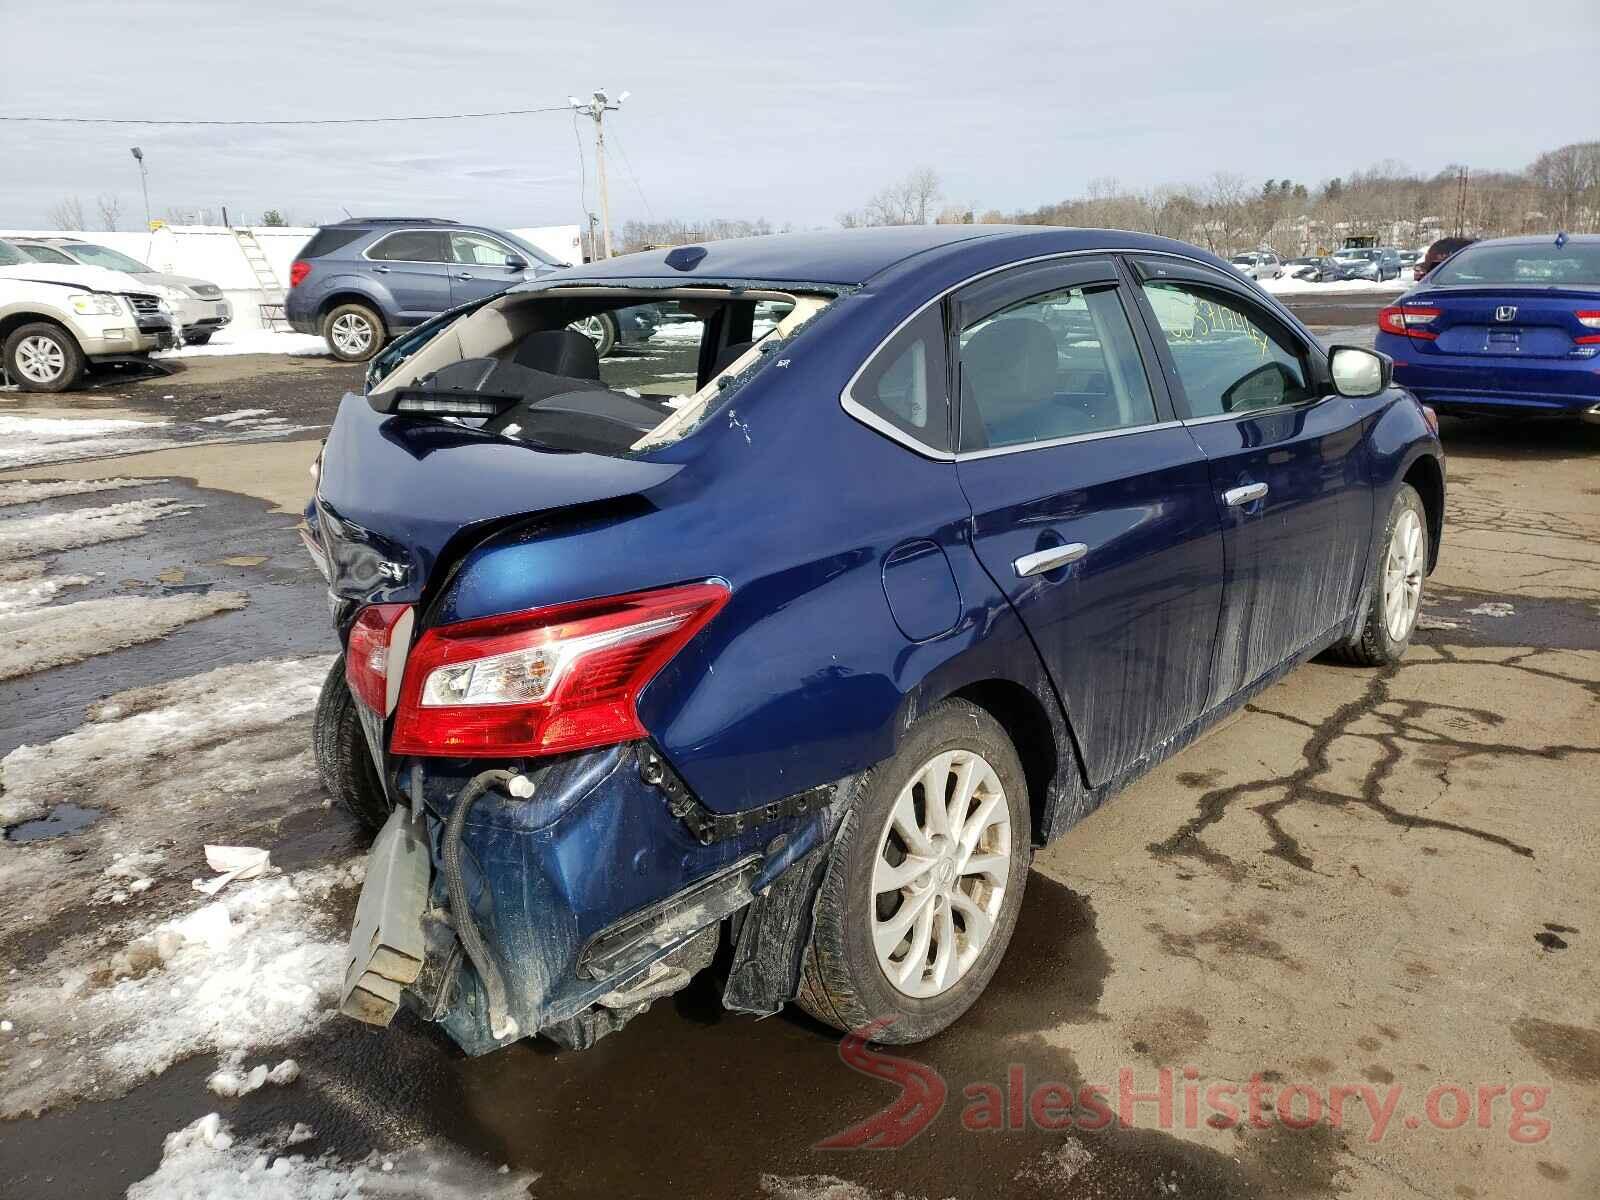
[848,307,950,454]
[1138,280,1312,417]
[368,230,449,263]
[957,285,1156,452]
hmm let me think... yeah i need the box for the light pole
[568,90,629,258]
[130,146,151,230]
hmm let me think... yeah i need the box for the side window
[1138,280,1312,417]
[848,307,950,453]
[958,285,1156,452]
[369,231,449,263]
[451,232,515,266]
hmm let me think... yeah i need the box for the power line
[0,105,574,127]
[608,124,654,222]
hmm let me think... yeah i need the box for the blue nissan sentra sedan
[1375,233,1600,422]
[301,225,1444,1054]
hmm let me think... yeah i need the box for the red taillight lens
[1378,305,1440,340]
[390,581,731,759]
[1575,310,1600,344]
[346,603,413,714]
[289,260,312,288]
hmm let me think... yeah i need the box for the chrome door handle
[1224,482,1269,507]
[372,265,390,274]
[456,272,475,280]
[1013,542,1088,577]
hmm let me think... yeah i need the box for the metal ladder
[235,229,287,330]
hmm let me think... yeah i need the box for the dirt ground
[0,337,1596,1199]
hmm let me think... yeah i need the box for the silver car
[1227,250,1284,280]
[12,237,232,345]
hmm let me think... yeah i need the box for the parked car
[10,237,232,345]
[1228,250,1284,280]
[0,237,175,391]
[1397,249,1422,270]
[1377,233,1600,421]
[1284,255,1357,283]
[304,225,1443,1056]
[1330,246,1403,282]
[1413,236,1476,283]
[285,217,577,362]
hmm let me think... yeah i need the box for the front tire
[313,659,391,832]
[798,699,1030,1043]
[5,322,85,392]
[1327,483,1428,666]
[570,313,617,358]
[322,302,385,363]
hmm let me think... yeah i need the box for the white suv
[0,238,176,392]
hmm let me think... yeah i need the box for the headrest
[512,329,602,379]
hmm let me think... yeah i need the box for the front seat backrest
[959,317,1059,447]
[512,329,602,380]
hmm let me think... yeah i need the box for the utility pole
[130,146,151,230]
[569,90,629,258]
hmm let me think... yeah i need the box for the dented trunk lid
[314,393,682,605]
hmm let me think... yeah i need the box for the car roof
[524,225,1223,288]
[1461,233,1599,248]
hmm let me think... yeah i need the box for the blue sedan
[1376,233,1600,421]
[302,225,1444,1054]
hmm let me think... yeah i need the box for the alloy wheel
[871,749,1012,998]
[330,313,374,357]
[1383,507,1425,641]
[15,335,66,383]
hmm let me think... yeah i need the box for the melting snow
[1467,601,1515,617]
[0,496,199,558]
[0,415,177,469]
[0,569,90,616]
[0,476,155,507]
[129,1116,538,1200]
[0,591,248,681]
[156,330,331,358]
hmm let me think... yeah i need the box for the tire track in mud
[1148,646,1600,879]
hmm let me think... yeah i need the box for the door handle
[372,266,390,274]
[1013,542,1088,577]
[1224,482,1269,507]
[456,272,475,280]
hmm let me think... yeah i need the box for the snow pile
[0,654,334,825]
[129,1115,539,1200]
[0,495,198,557]
[0,861,363,1119]
[208,1058,300,1097]
[649,318,703,345]
[157,330,330,359]
[0,476,153,507]
[1258,273,1406,295]
[0,567,90,615]
[0,590,248,681]
[0,415,178,470]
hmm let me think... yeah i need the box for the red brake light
[1378,305,1439,340]
[390,582,731,758]
[1576,310,1600,344]
[289,260,312,288]
[346,603,413,714]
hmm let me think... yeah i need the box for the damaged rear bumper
[339,741,849,1053]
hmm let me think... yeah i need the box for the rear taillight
[1378,305,1440,340]
[346,603,413,715]
[1576,310,1600,344]
[390,581,730,758]
[289,260,312,289]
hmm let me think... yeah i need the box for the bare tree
[841,168,943,227]
[46,196,87,230]
[95,194,122,232]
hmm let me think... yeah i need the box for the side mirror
[505,255,529,271]
[1328,345,1391,398]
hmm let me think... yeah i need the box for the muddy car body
[303,225,1445,1054]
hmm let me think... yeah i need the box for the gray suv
[285,218,568,362]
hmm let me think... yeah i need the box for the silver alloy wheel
[871,749,1012,999]
[1383,507,1425,641]
[572,315,606,346]
[15,334,66,383]
[329,312,374,356]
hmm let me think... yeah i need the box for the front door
[953,257,1224,786]
[1127,257,1374,707]
[447,231,533,305]
[366,229,454,327]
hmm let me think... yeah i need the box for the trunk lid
[1408,286,1600,359]
[314,394,682,604]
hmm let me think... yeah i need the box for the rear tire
[322,302,385,363]
[797,699,1030,1044]
[1326,483,1428,667]
[184,332,212,346]
[313,659,391,832]
[570,313,617,358]
[5,322,84,392]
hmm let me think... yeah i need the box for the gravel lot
[1,300,1595,1199]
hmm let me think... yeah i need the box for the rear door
[1127,256,1373,707]
[447,231,533,305]
[365,230,453,326]
[952,257,1224,786]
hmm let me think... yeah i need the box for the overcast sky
[3,0,1595,233]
